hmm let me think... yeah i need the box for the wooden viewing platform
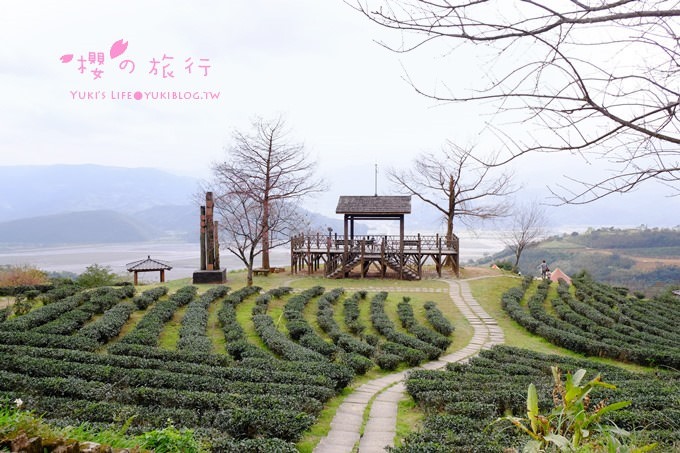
[291,195,460,280]
[290,233,459,279]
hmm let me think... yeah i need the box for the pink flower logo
[110,39,128,59]
[60,54,73,63]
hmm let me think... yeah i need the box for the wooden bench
[253,268,270,276]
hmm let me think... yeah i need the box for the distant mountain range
[0,164,674,246]
[0,210,162,244]
[0,165,198,222]
[0,165,365,246]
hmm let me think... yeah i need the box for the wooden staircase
[326,252,420,280]
[326,253,361,279]
[385,254,419,280]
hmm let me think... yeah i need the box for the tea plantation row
[502,272,680,368]
[0,283,453,451]
[395,345,680,452]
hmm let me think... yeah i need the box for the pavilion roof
[126,256,173,272]
[336,196,411,215]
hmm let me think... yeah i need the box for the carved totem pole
[193,191,226,283]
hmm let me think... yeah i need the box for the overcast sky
[0,1,675,224]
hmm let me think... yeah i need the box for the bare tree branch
[211,116,327,271]
[501,201,548,270]
[389,142,518,262]
[352,0,680,203]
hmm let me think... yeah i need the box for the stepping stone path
[314,277,505,453]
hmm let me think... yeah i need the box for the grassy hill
[0,210,163,245]
[475,227,680,295]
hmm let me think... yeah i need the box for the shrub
[12,295,33,316]
[424,301,454,336]
[0,307,9,323]
[133,286,169,310]
[77,264,119,288]
[374,352,401,370]
[0,265,49,288]
[139,422,204,453]
[340,352,374,375]
[495,261,514,272]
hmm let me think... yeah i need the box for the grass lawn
[207,297,227,354]
[158,305,187,350]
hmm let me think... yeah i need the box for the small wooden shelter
[126,256,172,285]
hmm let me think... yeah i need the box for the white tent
[549,268,572,285]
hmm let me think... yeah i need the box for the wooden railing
[291,233,459,253]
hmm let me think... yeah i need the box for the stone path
[313,277,504,453]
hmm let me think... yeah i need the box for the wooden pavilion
[126,256,172,285]
[291,195,459,279]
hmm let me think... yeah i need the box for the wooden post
[206,192,215,270]
[307,236,312,275]
[399,215,404,280]
[133,271,138,286]
[290,236,295,275]
[343,216,349,252]
[213,221,220,270]
[360,240,365,279]
[199,206,206,271]
[437,233,442,277]
[417,233,422,279]
[160,269,165,283]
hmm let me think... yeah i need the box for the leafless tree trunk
[389,142,517,262]
[353,1,680,203]
[212,192,262,286]
[212,116,326,271]
[502,202,548,271]
[213,191,306,286]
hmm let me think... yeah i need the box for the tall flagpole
[374,163,378,196]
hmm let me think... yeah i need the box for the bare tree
[211,116,325,271]
[353,1,680,203]
[213,191,306,286]
[502,202,548,271]
[389,142,517,255]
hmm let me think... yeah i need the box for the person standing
[538,260,550,279]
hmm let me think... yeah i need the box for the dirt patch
[629,256,680,272]
[459,266,505,279]
[0,296,14,309]
[586,248,680,272]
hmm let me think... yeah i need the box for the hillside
[476,227,680,294]
[0,210,163,245]
[0,165,199,222]
[134,204,197,242]
[0,165,368,244]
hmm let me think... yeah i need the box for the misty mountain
[0,210,163,245]
[0,165,199,222]
[1,164,673,247]
[134,204,197,242]
[301,209,368,236]
[0,164,369,244]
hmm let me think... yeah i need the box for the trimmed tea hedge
[396,345,680,452]
[502,274,680,368]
